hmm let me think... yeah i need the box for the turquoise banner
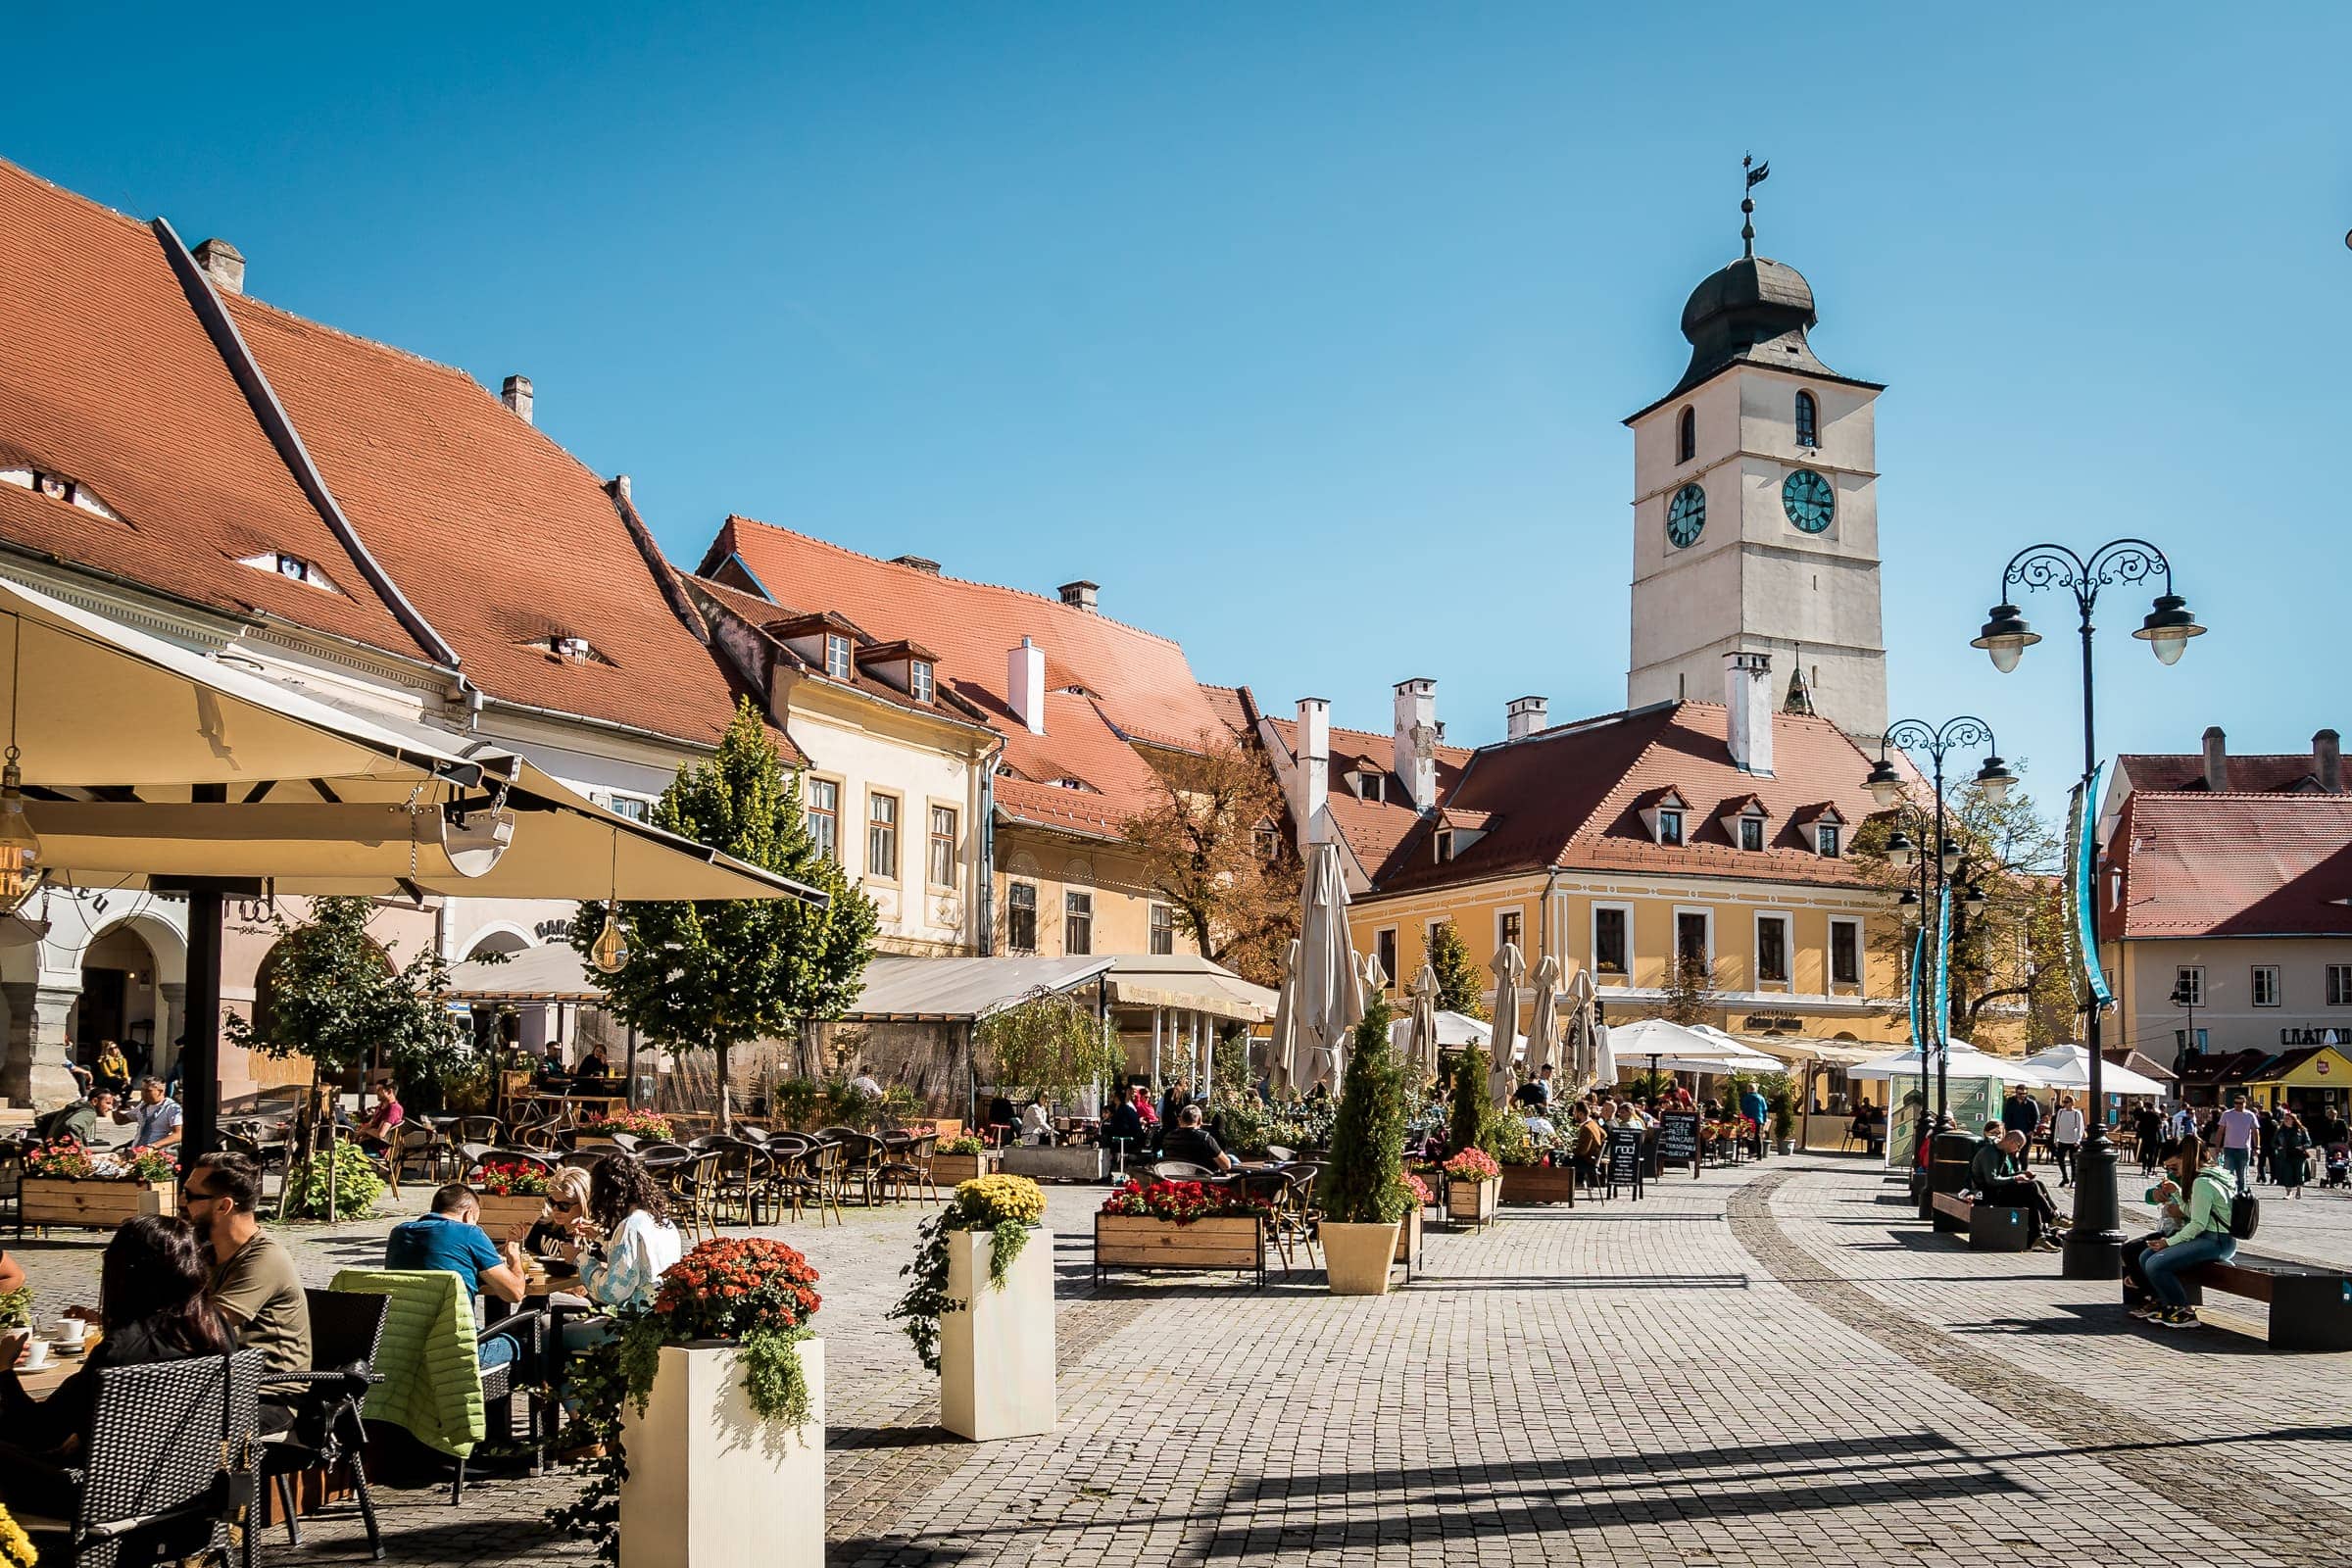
[2069,762,2115,1008]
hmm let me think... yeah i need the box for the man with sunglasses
[181,1152,310,1374]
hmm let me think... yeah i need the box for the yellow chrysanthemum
[954,1173,1046,1226]
[0,1501,37,1568]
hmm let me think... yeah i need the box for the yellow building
[1260,664,1909,1074]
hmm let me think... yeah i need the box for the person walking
[2272,1110,2313,1200]
[2133,1103,2164,1175]
[2215,1095,2260,1196]
[2051,1094,2085,1189]
[2139,1147,2241,1329]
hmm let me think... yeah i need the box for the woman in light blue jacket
[2137,1156,2237,1329]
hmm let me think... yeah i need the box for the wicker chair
[710,1140,771,1225]
[18,1348,266,1568]
[1226,1170,1298,1272]
[1151,1160,1214,1182]
[876,1132,938,1203]
[455,1302,551,1503]
[255,1290,388,1565]
[833,1132,889,1205]
[453,1115,505,1146]
[760,1145,825,1225]
[662,1150,726,1242]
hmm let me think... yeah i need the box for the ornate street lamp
[1977,537,2203,1280]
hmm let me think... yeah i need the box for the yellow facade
[994,823,1172,959]
[1352,868,1907,1046]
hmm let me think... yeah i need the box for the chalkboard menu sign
[1605,1125,1644,1198]
[1659,1110,1701,1175]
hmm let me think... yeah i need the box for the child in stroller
[2326,1143,2350,1190]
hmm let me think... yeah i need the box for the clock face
[1783,467,1835,533]
[1665,483,1706,549]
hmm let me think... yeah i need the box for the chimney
[1057,580,1099,612]
[2201,725,2229,792]
[501,374,533,424]
[1006,638,1046,735]
[892,555,942,576]
[191,237,245,296]
[1297,698,1331,848]
[1393,678,1438,810]
[2317,729,2342,794]
[1505,695,1548,743]
[1724,651,1775,776]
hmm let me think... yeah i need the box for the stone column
[2,980,84,1108]
[156,982,186,1077]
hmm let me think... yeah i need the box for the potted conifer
[1314,992,1411,1297]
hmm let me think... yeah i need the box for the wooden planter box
[1445,1175,1500,1230]
[1499,1163,1578,1206]
[1393,1205,1423,1274]
[470,1191,548,1236]
[932,1151,1000,1187]
[1093,1212,1265,1288]
[21,1177,175,1231]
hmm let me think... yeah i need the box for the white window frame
[2174,965,2204,1007]
[2328,964,2352,1007]
[1150,904,1175,956]
[1672,906,1715,972]
[865,790,900,882]
[909,660,934,703]
[1591,901,1634,979]
[1828,916,1864,993]
[805,776,841,863]
[926,804,958,890]
[1495,906,1526,956]
[1753,910,1792,988]
[825,633,854,680]
[2251,964,2280,1008]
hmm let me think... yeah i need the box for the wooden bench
[2167,1254,2352,1352]
[1929,1190,2032,1251]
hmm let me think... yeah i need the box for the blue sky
[12,6,2350,810]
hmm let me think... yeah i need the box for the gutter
[977,732,1005,956]
[152,218,468,689]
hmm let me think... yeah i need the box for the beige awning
[1102,953,1277,1024]
[444,943,605,1004]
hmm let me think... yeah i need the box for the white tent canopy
[1847,1040,2048,1086]
[1605,1017,1782,1076]
[2021,1044,2169,1098]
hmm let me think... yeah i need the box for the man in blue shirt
[384,1183,532,1365]
[1740,1085,1770,1158]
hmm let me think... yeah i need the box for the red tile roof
[1260,714,1475,883]
[1357,701,1887,895]
[0,159,431,660]
[2118,753,2326,794]
[2100,792,2352,940]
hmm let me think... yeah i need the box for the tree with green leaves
[1427,919,1488,1020]
[1657,951,1718,1027]
[224,895,469,1219]
[1446,1042,1493,1156]
[574,699,878,1125]
[978,989,1122,1105]
[1317,991,1410,1225]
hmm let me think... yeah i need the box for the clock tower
[1624,198,1888,743]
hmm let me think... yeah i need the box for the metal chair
[876,1131,938,1203]
[455,1305,550,1504]
[255,1290,388,1565]
[662,1150,726,1242]
[454,1115,504,1146]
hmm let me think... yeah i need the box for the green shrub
[1447,1044,1493,1156]
[1317,993,1410,1225]
[284,1139,385,1221]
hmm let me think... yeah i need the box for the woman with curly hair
[554,1153,681,1339]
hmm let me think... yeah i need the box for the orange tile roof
[2118,752,2326,794]
[2101,791,2352,940]
[683,571,989,737]
[1261,714,1475,884]
[0,159,430,659]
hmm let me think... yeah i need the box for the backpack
[2227,1189,2260,1242]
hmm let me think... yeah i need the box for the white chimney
[1724,652,1775,776]
[1505,695,1548,742]
[1007,637,1046,735]
[1297,698,1331,848]
[1393,678,1438,810]
[192,237,245,296]
[2317,729,2342,794]
[502,374,534,424]
[2201,725,2229,791]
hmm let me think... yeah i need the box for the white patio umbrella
[1293,841,1362,1094]
[1266,938,1302,1094]
[1523,954,1562,1082]
[1404,962,1442,1079]
[1592,1020,1618,1087]
[1605,1017,1780,1077]
[1565,968,1598,1087]
[1847,1040,2045,1086]
[2021,1044,2168,1098]
[1487,941,1525,1106]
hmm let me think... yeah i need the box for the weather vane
[1741,153,1770,259]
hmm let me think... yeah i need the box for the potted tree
[1443,1044,1502,1227]
[889,1174,1054,1441]
[1315,992,1411,1297]
[981,990,1122,1183]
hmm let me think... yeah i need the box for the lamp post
[1867,721,2011,1189]
[2170,977,2200,1059]
[1973,538,2205,1279]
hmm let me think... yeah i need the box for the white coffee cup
[54,1317,86,1347]
[22,1339,51,1370]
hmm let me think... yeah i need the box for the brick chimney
[1392,679,1438,810]
[1724,652,1775,776]
[1006,637,1046,735]
[2201,725,2229,791]
[191,237,245,296]
[501,375,533,424]
[1057,580,1099,612]
[892,555,942,576]
[2316,729,2342,793]
[1505,695,1548,742]
[1297,698,1331,849]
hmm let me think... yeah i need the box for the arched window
[1677,406,1695,464]
[1793,390,1818,448]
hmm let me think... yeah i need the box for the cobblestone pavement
[10,1157,2349,1566]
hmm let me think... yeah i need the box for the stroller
[2325,1143,2351,1190]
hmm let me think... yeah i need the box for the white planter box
[940,1226,1055,1441]
[619,1339,824,1568]
[1000,1145,1106,1183]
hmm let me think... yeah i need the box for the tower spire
[1740,153,1770,259]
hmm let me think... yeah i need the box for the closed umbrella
[1523,954,1562,1083]
[1406,963,1442,1080]
[1293,841,1362,1094]
[1565,968,1598,1088]
[1266,938,1302,1094]
[1487,942,1525,1107]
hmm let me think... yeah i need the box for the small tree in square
[1426,919,1488,1020]
[1446,1041,1494,1156]
[1316,991,1411,1225]
[576,698,878,1126]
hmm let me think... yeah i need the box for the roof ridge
[0,155,159,240]
[721,513,1187,651]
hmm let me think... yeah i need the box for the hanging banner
[1933,882,1951,1052]
[2066,762,2116,1009]
[1908,926,1926,1047]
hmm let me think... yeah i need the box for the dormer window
[551,635,598,663]
[1657,810,1684,847]
[2,466,122,522]
[1817,823,1841,858]
[1435,829,1456,863]
[825,634,853,680]
[1739,815,1765,852]
[235,550,340,594]
[909,660,934,703]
